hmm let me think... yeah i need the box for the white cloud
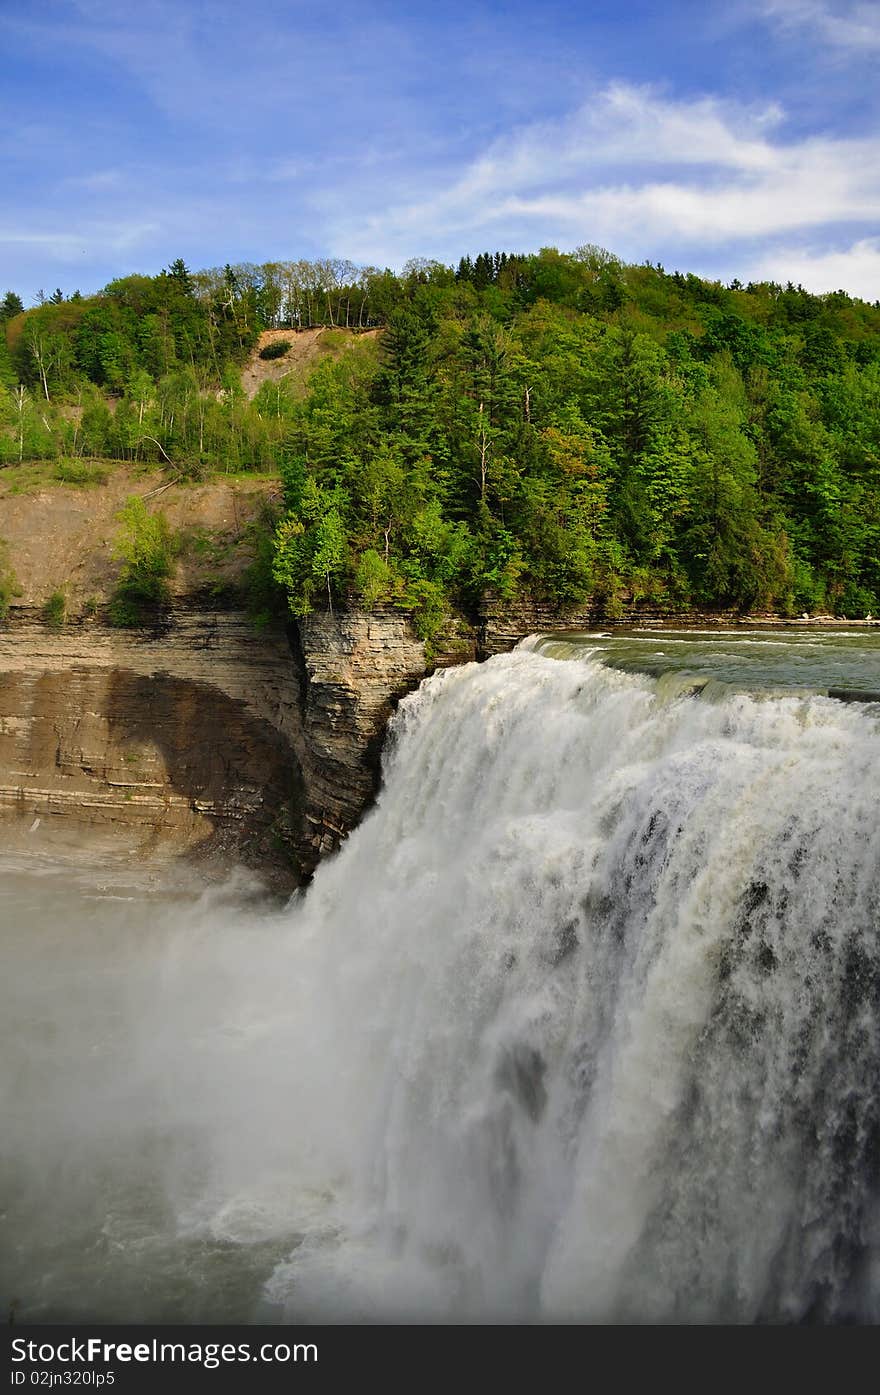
[746,237,880,298]
[757,0,880,51]
[324,83,880,276]
[3,11,877,298]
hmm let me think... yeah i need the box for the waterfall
[3,640,878,1323]
[259,645,880,1322]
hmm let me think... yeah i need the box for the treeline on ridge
[1,245,879,631]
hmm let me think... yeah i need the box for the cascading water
[2,634,879,1323]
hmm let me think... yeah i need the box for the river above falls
[530,625,880,698]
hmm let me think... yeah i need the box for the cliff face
[0,597,476,885]
[0,605,304,883]
[293,609,475,870]
[478,595,603,656]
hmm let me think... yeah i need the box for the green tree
[272,479,350,615]
[108,497,178,626]
[0,291,24,320]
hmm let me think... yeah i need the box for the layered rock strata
[0,605,303,883]
[293,608,476,870]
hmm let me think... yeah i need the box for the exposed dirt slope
[0,469,279,608]
[241,326,381,399]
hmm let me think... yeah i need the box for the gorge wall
[0,595,476,887]
[0,605,304,883]
[474,593,821,655]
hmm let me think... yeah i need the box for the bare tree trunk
[137,436,176,468]
[16,385,25,461]
[479,400,488,502]
[30,335,50,401]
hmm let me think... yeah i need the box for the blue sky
[2,0,879,302]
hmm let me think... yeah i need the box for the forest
[2,246,879,634]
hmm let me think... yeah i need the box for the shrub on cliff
[108,496,177,626]
[0,541,21,620]
[259,340,292,360]
[241,502,289,630]
[43,588,67,630]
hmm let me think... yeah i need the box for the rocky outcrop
[475,593,848,656]
[0,604,304,885]
[478,595,603,657]
[292,608,476,871]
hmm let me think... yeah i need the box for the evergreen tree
[1,290,24,320]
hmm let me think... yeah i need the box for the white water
[2,640,879,1322]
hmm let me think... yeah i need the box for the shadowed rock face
[293,610,430,866]
[0,666,302,882]
[0,608,305,887]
